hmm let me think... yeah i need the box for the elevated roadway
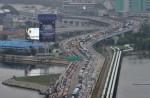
[48,15,142,98]
[56,26,100,34]
[68,16,116,24]
[56,15,122,35]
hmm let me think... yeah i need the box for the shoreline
[0,54,69,65]
[2,51,149,97]
[2,78,49,95]
[124,51,150,56]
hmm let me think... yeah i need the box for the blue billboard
[38,14,57,20]
[38,14,57,42]
[7,28,16,31]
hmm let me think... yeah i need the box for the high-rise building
[61,0,100,16]
[146,0,150,11]
[115,0,124,12]
[71,0,98,3]
[129,0,147,12]
[103,0,114,10]
[115,0,129,12]
[115,0,147,12]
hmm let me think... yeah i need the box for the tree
[1,34,8,40]
[53,43,59,49]
[128,24,150,51]
[118,37,129,45]
[29,46,37,55]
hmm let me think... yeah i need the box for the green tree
[118,37,129,45]
[1,34,8,40]
[128,24,150,51]
[30,46,37,55]
[53,43,59,49]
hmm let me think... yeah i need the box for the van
[75,84,82,89]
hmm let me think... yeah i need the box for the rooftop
[9,4,44,11]
[0,40,45,47]
[3,9,10,13]
[0,9,4,13]
[0,29,25,35]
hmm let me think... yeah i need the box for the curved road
[49,15,142,98]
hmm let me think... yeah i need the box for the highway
[77,34,105,98]
[48,14,142,98]
[56,26,100,34]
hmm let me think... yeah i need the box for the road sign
[67,56,83,61]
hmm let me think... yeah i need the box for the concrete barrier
[110,51,122,98]
[106,50,120,98]
[101,47,122,98]
[2,78,49,95]
[101,47,116,98]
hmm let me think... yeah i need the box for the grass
[115,45,129,50]
[95,47,104,54]
[15,74,60,86]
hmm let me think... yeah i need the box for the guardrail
[106,48,120,98]
[110,51,122,98]
[101,47,116,98]
[101,48,122,98]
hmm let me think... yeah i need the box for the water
[0,62,66,98]
[116,55,150,98]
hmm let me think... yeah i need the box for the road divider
[101,47,122,98]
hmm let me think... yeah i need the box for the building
[147,0,150,11]
[102,0,115,10]
[20,6,56,22]
[71,0,99,3]
[61,1,98,16]
[1,5,19,14]
[0,29,25,40]
[0,40,45,55]
[0,5,19,17]
[129,0,147,12]
[0,5,25,30]
[3,15,26,29]
[115,0,147,12]
[115,0,130,12]
[115,0,127,12]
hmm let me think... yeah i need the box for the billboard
[27,28,39,40]
[38,14,57,42]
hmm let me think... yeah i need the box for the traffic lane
[68,46,86,93]
[68,40,94,97]
[57,16,122,97]
[81,40,105,97]
[57,62,79,97]
[58,40,85,96]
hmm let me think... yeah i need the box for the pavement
[48,14,143,98]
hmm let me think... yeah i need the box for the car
[75,84,82,89]
[71,88,80,97]
[82,66,86,70]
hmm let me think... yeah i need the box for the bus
[71,88,80,98]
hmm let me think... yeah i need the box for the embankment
[2,78,49,95]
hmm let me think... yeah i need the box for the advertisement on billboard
[27,28,39,40]
[38,14,57,42]
[39,20,55,42]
